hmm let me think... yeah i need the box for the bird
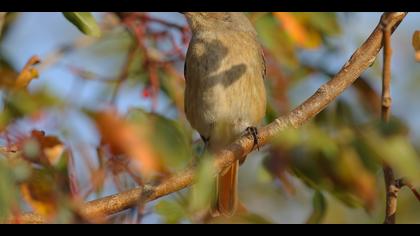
[183,12,267,216]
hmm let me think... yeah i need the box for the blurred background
[0,12,419,224]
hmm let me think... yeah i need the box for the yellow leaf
[27,130,65,166]
[44,145,65,166]
[20,174,58,217]
[15,56,41,89]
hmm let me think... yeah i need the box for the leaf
[63,12,101,37]
[336,147,376,209]
[362,130,420,183]
[1,89,63,131]
[300,12,341,36]
[127,109,192,171]
[273,12,322,49]
[189,156,216,213]
[15,55,41,89]
[412,31,420,62]
[94,110,162,177]
[306,191,327,224]
[0,160,19,220]
[20,169,59,217]
[255,14,299,69]
[155,200,187,224]
[27,130,65,166]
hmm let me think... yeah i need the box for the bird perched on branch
[183,12,267,216]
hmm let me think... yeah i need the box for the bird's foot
[244,126,260,151]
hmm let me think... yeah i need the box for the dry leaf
[15,55,41,89]
[94,110,161,177]
[413,31,420,62]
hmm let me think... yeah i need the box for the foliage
[0,12,418,224]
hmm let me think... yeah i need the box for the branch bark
[15,12,407,224]
[381,15,397,224]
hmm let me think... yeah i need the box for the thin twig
[396,178,420,202]
[380,13,401,224]
[14,12,407,224]
[110,43,138,105]
[381,22,392,122]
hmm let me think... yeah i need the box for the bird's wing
[261,48,267,80]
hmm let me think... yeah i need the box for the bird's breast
[185,31,266,140]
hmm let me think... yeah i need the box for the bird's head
[182,12,255,34]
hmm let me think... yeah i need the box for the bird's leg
[244,126,260,151]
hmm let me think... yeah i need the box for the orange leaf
[15,55,41,89]
[273,12,321,49]
[94,110,161,177]
[413,31,420,62]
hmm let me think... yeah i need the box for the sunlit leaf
[94,110,162,177]
[14,55,41,89]
[29,130,65,166]
[63,12,101,37]
[127,108,192,171]
[273,12,322,49]
[273,12,340,49]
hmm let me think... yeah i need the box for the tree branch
[381,15,397,224]
[15,12,407,224]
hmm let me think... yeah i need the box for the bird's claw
[245,126,260,151]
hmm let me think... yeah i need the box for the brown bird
[183,12,267,216]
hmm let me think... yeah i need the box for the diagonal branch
[15,12,407,224]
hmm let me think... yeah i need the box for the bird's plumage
[184,12,266,216]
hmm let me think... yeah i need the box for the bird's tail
[208,121,240,216]
[214,159,239,216]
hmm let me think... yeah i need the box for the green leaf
[255,14,299,69]
[0,160,19,221]
[155,200,187,224]
[306,191,327,224]
[361,129,420,183]
[303,12,341,36]
[3,89,62,118]
[63,12,101,37]
[189,156,216,213]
